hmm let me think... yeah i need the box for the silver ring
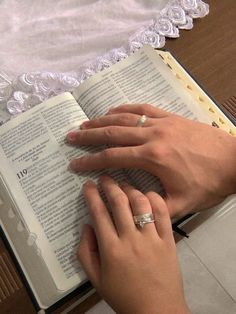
[136,115,147,127]
[133,213,155,228]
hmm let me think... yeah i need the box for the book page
[73,46,211,123]
[72,46,211,192]
[0,92,107,290]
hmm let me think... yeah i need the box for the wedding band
[136,115,147,127]
[133,213,155,228]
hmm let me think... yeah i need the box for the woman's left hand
[78,176,189,314]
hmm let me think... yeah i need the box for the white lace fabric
[0,0,209,125]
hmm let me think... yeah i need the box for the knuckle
[103,126,117,141]
[76,130,87,144]
[147,145,160,160]
[142,103,152,112]
[89,118,100,127]
[110,192,128,207]
[90,203,103,217]
[132,244,141,256]
[145,125,162,140]
[119,104,130,112]
[128,146,141,160]
[147,142,169,162]
[130,241,143,257]
[108,245,121,261]
[101,147,116,161]
[76,156,87,169]
[133,194,149,207]
[151,126,161,137]
[156,146,169,160]
[145,191,157,200]
[102,244,124,271]
[140,103,154,115]
[119,114,132,125]
[146,191,166,209]
[136,104,148,115]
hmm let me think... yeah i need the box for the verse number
[17,169,28,179]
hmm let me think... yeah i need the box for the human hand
[67,104,236,218]
[78,176,189,314]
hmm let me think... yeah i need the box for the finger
[119,182,156,234]
[69,146,145,172]
[100,176,136,235]
[165,195,190,220]
[66,126,147,146]
[83,181,118,247]
[108,104,170,118]
[80,113,155,129]
[145,192,174,242]
[77,224,101,288]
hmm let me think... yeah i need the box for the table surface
[1,0,236,313]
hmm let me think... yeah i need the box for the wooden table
[1,0,235,313]
[166,0,236,106]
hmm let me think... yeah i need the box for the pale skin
[78,176,190,314]
[67,104,236,218]
[68,104,236,313]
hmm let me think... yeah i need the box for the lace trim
[0,0,209,124]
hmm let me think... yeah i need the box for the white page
[0,93,93,290]
[73,46,211,122]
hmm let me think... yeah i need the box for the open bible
[0,46,235,311]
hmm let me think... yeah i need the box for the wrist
[215,133,236,199]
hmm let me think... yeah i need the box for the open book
[0,46,235,311]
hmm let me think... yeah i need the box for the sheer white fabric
[0,0,209,124]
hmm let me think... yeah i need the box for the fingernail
[80,122,89,129]
[118,180,129,188]
[68,159,78,171]
[107,106,117,114]
[83,180,97,190]
[67,131,78,142]
[100,175,120,186]
[84,180,95,186]
[100,174,110,181]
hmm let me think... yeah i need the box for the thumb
[77,224,101,288]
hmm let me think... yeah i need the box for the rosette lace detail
[0,0,209,124]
